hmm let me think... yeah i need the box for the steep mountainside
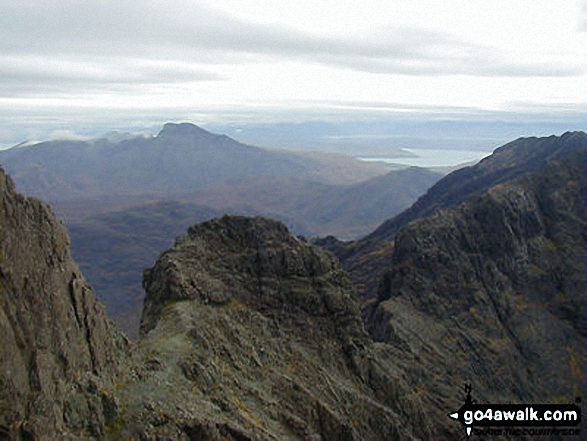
[363,144,586,435]
[320,131,587,300]
[368,131,586,241]
[0,167,129,439]
[114,216,431,440]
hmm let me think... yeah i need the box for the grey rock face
[126,215,429,440]
[365,148,586,436]
[0,167,129,439]
[0,166,429,440]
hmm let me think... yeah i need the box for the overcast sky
[1,0,586,146]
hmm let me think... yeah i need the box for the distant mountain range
[0,122,442,337]
[0,122,388,202]
[2,130,584,439]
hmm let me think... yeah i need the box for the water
[357,148,493,168]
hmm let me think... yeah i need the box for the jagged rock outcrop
[3,131,584,440]
[112,215,430,440]
[321,131,587,302]
[0,167,129,439]
[367,131,587,241]
[364,146,586,437]
[0,165,430,440]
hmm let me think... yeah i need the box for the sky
[0,0,586,147]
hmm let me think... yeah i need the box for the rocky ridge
[117,215,430,440]
[367,131,586,241]
[0,167,129,439]
[1,131,585,440]
[363,145,586,436]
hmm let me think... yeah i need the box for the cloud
[0,55,223,96]
[0,0,582,81]
[581,0,587,31]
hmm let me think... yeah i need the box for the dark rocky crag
[118,215,429,440]
[321,131,587,302]
[2,131,585,440]
[0,170,431,440]
[363,137,586,437]
[0,168,129,439]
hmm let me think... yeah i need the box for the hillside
[364,146,586,434]
[319,131,587,300]
[185,166,441,239]
[1,131,584,439]
[0,167,129,439]
[0,122,389,205]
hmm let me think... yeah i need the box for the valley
[1,127,585,440]
[0,123,442,337]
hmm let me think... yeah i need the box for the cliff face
[2,131,584,440]
[116,215,429,440]
[322,131,587,302]
[0,166,430,440]
[368,131,587,241]
[365,148,586,436]
[0,168,129,439]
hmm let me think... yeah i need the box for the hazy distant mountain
[0,122,388,204]
[3,131,583,439]
[188,167,442,239]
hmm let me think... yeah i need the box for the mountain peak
[133,214,429,439]
[157,122,212,139]
[140,215,367,338]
